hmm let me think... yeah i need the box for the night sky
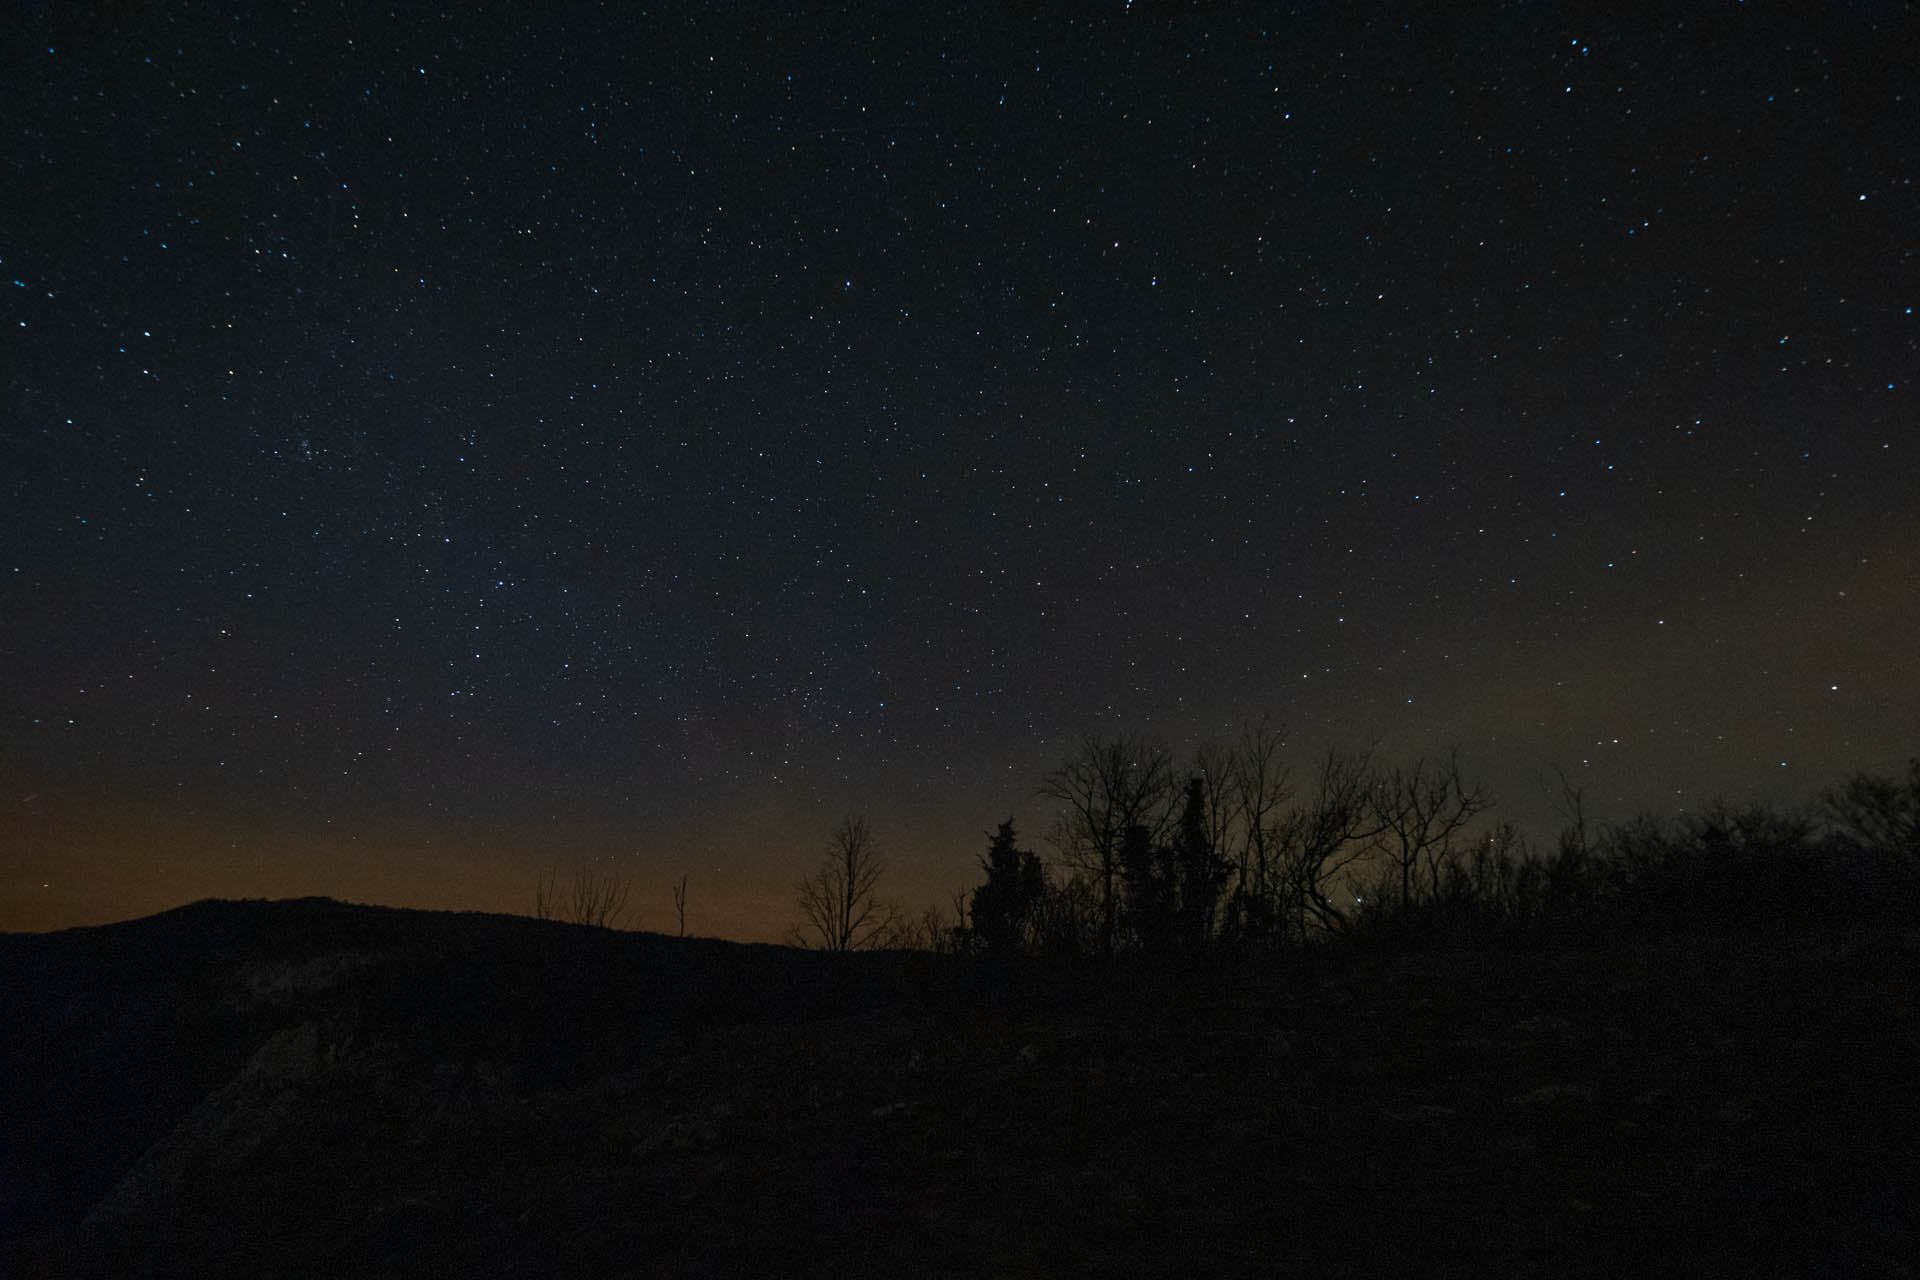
[5,3,1916,940]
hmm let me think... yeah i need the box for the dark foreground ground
[4,898,1915,1277]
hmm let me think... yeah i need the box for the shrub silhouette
[534,863,632,929]
[1820,760,1920,869]
[1338,768,1920,950]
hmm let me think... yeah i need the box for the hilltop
[4,897,1915,1276]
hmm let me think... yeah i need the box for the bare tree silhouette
[1217,719,1294,940]
[1370,750,1493,909]
[790,815,900,951]
[1039,734,1176,957]
[1274,748,1389,937]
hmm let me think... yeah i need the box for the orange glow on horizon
[0,784,805,943]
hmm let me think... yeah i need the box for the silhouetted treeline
[922,733,1919,959]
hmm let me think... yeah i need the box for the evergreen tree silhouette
[969,819,1046,954]
[1173,775,1230,949]
[1120,822,1176,953]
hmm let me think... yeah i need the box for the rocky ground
[5,899,1916,1277]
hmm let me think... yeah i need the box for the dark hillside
[4,900,1916,1277]
[0,898,950,1250]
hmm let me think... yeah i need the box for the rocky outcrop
[83,1021,328,1225]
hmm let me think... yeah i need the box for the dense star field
[4,3,1916,938]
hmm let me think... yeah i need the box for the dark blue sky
[5,2,1915,938]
